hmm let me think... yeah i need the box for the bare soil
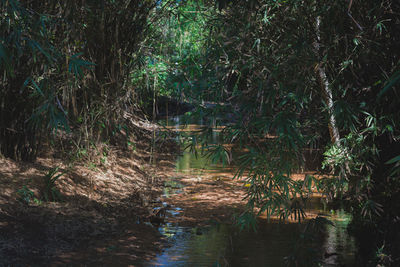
[0,134,178,266]
[161,172,248,227]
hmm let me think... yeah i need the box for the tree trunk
[313,16,340,145]
[313,16,350,195]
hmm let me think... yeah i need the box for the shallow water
[151,223,302,266]
[149,116,356,266]
[150,189,355,266]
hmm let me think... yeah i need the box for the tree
[0,0,158,160]
[182,0,399,261]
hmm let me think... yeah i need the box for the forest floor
[160,172,247,227]
[0,125,249,266]
[0,141,172,265]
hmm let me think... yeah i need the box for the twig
[347,0,363,31]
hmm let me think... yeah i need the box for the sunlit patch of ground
[161,172,248,227]
[160,167,328,228]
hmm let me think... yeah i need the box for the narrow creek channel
[147,116,357,266]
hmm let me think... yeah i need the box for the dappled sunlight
[1,0,397,265]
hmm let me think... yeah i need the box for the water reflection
[149,208,356,266]
[165,115,231,176]
[322,210,356,266]
[175,144,234,176]
[150,116,357,266]
[162,179,185,198]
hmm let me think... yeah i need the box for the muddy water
[148,117,356,266]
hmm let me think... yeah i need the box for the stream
[147,116,357,266]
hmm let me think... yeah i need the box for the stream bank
[0,115,357,266]
[0,121,178,266]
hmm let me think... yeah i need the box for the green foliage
[42,167,65,202]
[360,199,383,220]
[378,70,400,99]
[0,0,94,160]
[234,210,258,232]
[1,0,157,160]
[131,0,216,115]
[374,244,393,266]
[386,155,400,177]
[68,53,95,79]
[1,0,399,263]
[127,140,136,151]
[16,186,41,205]
[169,3,400,264]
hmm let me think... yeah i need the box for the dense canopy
[1,0,399,265]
